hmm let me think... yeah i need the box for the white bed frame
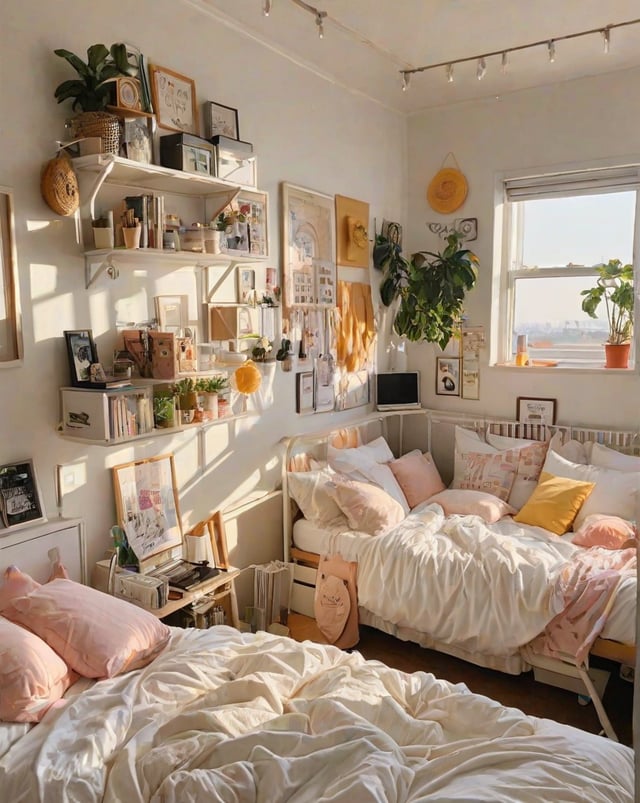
[281,409,639,740]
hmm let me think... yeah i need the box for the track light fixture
[397,16,640,89]
[315,10,326,38]
[263,0,272,16]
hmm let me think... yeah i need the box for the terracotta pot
[604,343,630,369]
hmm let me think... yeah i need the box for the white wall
[406,68,640,427]
[0,0,406,571]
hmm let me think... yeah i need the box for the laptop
[376,371,421,411]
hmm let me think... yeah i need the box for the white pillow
[453,426,548,510]
[542,450,638,530]
[327,437,409,513]
[287,468,343,523]
[548,432,590,464]
[590,441,640,473]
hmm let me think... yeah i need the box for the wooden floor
[287,613,634,747]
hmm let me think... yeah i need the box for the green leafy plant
[170,377,196,396]
[195,375,229,393]
[153,394,175,427]
[580,259,634,345]
[376,230,478,350]
[53,43,136,112]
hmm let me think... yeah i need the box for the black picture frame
[0,459,45,530]
[516,396,557,425]
[435,357,460,396]
[296,370,315,414]
[204,100,240,140]
[64,329,99,387]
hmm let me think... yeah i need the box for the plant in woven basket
[53,43,136,112]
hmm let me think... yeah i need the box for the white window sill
[491,361,636,375]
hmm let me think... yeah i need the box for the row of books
[109,393,154,440]
[123,193,165,249]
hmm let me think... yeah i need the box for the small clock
[115,77,142,111]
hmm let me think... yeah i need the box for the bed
[282,409,638,738]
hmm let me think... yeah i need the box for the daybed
[282,409,638,739]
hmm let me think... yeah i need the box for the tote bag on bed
[314,551,359,649]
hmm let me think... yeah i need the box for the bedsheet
[293,503,636,661]
[0,627,633,802]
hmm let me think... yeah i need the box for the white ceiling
[193,0,640,114]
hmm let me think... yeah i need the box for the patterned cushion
[452,448,519,502]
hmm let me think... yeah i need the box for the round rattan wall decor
[40,151,79,216]
[427,167,468,214]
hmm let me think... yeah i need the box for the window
[498,166,638,368]
[0,187,22,365]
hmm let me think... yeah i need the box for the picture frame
[517,396,557,425]
[237,190,269,257]
[112,454,183,566]
[154,294,189,334]
[282,182,336,311]
[237,268,256,304]
[64,329,99,386]
[203,100,240,140]
[296,370,315,414]
[435,357,460,396]
[119,112,155,164]
[148,64,198,135]
[0,459,45,530]
[335,194,369,268]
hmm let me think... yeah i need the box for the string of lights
[400,17,640,91]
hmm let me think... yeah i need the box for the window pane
[521,192,635,268]
[513,275,609,361]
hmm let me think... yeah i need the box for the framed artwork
[148,64,198,134]
[296,370,315,414]
[314,354,335,413]
[154,294,189,334]
[282,182,336,310]
[64,329,99,386]
[237,268,256,303]
[0,459,45,530]
[237,190,269,257]
[517,396,557,425]
[336,194,369,268]
[119,113,154,164]
[335,368,370,411]
[204,100,239,139]
[435,357,460,396]
[112,454,182,565]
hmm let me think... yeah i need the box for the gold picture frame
[336,194,370,268]
[148,64,198,134]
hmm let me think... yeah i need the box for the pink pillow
[572,514,637,550]
[0,616,77,723]
[327,477,405,536]
[3,578,171,679]
[428,489,517,523]
[0,565,40,612]
[389,450,446,509]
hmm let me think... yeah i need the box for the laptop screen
[376,371,420,409]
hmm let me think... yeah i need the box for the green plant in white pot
[580,258,634,368]
[195,375,230,420]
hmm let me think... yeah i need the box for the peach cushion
[0,616,77,723]
[572,514,637,550]
[3,578,171,679]
[327,477,406,536]
[428,490,516,523]
[389,450,446,509]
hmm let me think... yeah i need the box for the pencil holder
[122,225,141,249]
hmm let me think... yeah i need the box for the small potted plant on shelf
[153,393,175,429]
[53,43,137,154]
[195,375,230,420]
[171,377,198,424]
[275,337,293,371]
[251,336,273,362]
[580,258,634,369]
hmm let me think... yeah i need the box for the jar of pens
[121,207,141,249]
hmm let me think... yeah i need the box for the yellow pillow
[514,471,595,535]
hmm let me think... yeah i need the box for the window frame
[495,162,640,371]
[0,186,23,367]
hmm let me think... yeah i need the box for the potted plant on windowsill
[580,259,634,369]
[374,229,478,350]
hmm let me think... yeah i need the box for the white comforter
[0,627,633,802]
[312,503,636,662]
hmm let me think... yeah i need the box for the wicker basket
[40,151,79,216]
[71,111,120,155]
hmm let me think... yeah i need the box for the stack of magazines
[182,598,226,629]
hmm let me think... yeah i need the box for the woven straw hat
[427,167,468,214]
[40,152,79,216]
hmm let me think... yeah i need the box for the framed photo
[282,182,336,311]
[148,64,198,134]
[296,370,315,414]
[0,460,45,530]
[119,113,154,164]
[517,396,557,425]
[64,329,99,386]
[154,294,189,334]
[112,454,182,566]
[237,268,256,303]
[204,100,239,140]
[237,190,269,257]
[435,357,460,396]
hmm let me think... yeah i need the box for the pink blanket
[530,546,636,664]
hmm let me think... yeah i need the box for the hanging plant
[376,230,478,350]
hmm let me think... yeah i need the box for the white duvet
[301,503,636,663]
[0,627,633,802]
